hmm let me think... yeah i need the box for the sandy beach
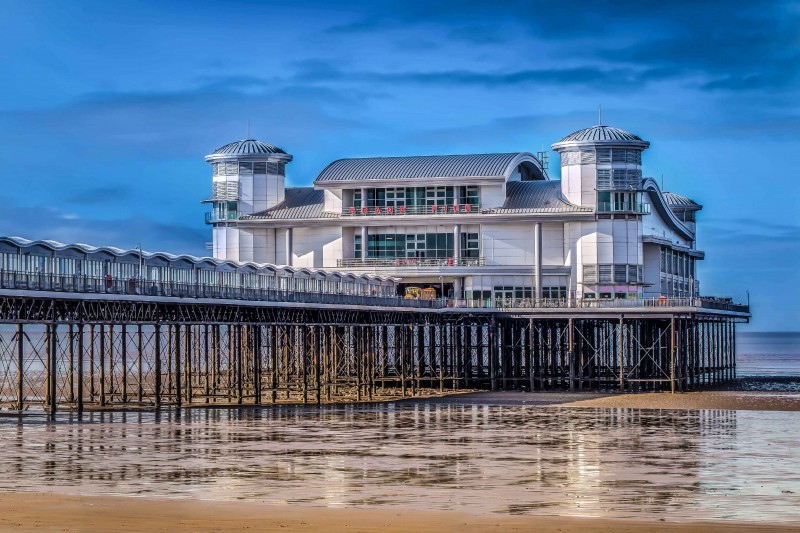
[403,389,800,411]
[559,391,800,411]
[1,492,798,532]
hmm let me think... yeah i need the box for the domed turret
[552,123,651,300]
[552,125,650,150]
[206,139,290,157]
[551,124,649,208]
[203,138,293,261]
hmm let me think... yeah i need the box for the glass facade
[355,231,480,259]
[354,186,480,209]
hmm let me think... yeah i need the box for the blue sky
[0,0,798,330]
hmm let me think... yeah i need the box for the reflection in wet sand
[1,405,799,523]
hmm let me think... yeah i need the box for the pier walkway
[0,238,749,414]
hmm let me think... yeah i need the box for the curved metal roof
[640,181,695,240]
[494,181,593,213]
[243,187,338,220]
[211,139,287,156]
[314,153,545,183]
[551,125,650,151]
[0,236,395,283]
[558,125,642,143]
[663,192,702,210]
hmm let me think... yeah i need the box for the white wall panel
[293,226,342,268]
[542,223,565,265]
[324,189,342,213]
[238,229,254,263]
[481,223,533,266]
[481,184,506,209]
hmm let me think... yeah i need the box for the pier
[0,269,748,414]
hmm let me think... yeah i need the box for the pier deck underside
[0,295,743,413]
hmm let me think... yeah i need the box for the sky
[0,0,798,331]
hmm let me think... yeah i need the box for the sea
[734,331,800,392]
[0,331,797,524]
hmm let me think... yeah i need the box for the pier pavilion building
[204,124,704,304]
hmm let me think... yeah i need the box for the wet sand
[560,391,800,411]
[1,492,798,532]
[3,392,800,531]
[405,390,800,411]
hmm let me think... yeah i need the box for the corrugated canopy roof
[557,125,643,143]
[242,188,338,220]
[491,181,592,213]
[243,182,590,219]
[663,191,702,210]
[211,139,287,156]
[314,153,543,182]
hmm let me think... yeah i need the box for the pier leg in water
[16,323,24,411]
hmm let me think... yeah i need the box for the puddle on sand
[0,404,799,523]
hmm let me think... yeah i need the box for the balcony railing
[342,203,480,216]
[205,211,238,223]
[337,257,486,268]
[0,269,749,314]
[0,271,440,309]
[449,297,749,313]
[596,202,650,214]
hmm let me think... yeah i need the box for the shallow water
[1,404,799,523]
[737,331,800,377]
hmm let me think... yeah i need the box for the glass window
[461,233,480,258]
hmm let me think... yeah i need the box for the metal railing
[204,211,238,223]
[0,271,441,309]
[596,202,650,214]
[342,203,481,216]
[461,296,748,313]
[0,270,749,314]
[338,257,486,268]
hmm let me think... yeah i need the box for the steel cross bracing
[0,295,742,413]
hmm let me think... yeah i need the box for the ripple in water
[0,404,799,523]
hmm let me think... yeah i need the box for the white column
[453,223,461,263]
[534,222,542,299]
[361,226,368,259]
[285,227,293,266]
[454,277,462,299]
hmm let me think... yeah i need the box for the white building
[204,124,703,302]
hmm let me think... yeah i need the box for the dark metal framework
[0,295,742,413]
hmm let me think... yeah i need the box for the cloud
[67,186,132,205]
[287,59,671,91]
[0,197,208,256]
[326,0,800,92]
[0,81,369,162]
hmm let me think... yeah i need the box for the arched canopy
[314,152,547,185]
